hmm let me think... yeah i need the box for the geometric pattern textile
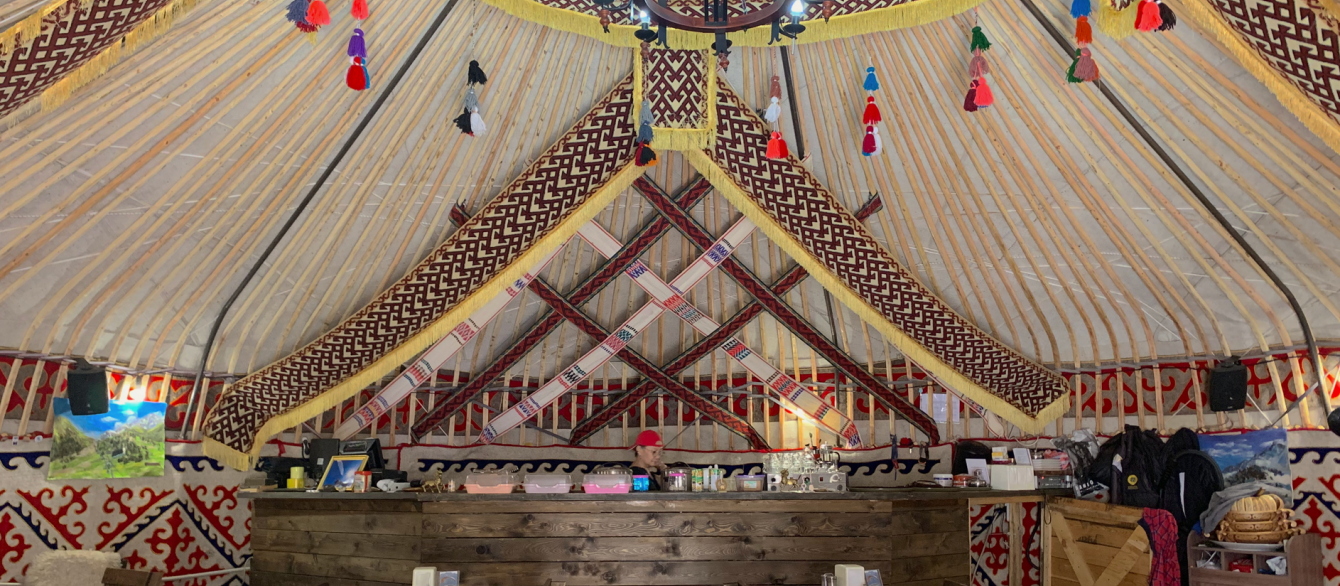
[1178,0,1340,152]
[0,0,173,118]
[687,79,1070,433]
[1288,430,1340,586]
[634,49,716,150]
[0,441,251,585]
[202,76,643,470]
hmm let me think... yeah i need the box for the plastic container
[582,474,632,494]
[665,468,691,492]
[632,475,650,491]
[522,473,573,494]
[737,474,765,492]
[464,472,518,494]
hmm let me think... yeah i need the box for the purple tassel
[348,29,367,58]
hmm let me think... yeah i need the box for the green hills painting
[49,398,166,480]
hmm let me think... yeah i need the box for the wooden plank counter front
[245,490,1056,586]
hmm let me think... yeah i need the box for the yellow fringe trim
[683,149,1070,434]
[0,0,202,124]
[632,49,718,151]
[1096,0,1139,39]
[1168,0,1340,156]
[481,0,989,48]
[202,163,648,470]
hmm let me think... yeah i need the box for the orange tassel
[1076,16,1092,44]
[974,77,994,107]
[351,0,368,19]
[766,131,789,159]
[862,96,882,125]
[306,0,330,25]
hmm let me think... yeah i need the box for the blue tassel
[862,66,879,92]
[1070,0,1090,18]
[285,0,309,23]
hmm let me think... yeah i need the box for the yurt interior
[1,0,1340,583]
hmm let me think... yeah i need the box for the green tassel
[970,26,992,52]
[1066,49,1082,83]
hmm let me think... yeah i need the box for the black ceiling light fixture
[66,358,109,416]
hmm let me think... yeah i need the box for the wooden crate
[1045,497,1151,586]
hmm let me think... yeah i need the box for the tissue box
[835,564,866,586]
[989,465,1036,490]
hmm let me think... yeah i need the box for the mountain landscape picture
[1199,427,1292,507]
[49,398,166,479]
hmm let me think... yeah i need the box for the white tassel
[872,126,882,156]
[764,97,781,124]
[470,108,486,136]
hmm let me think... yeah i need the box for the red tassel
[974,77,994,107]
[351,0,368,19]
[346,57,367,90]
[1135,0,1162,31]
[1075,16,1092,44]
[766,131,789,159]
[862,96,882,125]
[306,0,330,25]
[635,143,658,167]
[861,126,876,156]
[963,81,978,112]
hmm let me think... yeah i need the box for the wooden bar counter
[244,489,1057,586]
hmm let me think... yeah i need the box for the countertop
[240,487,1067,501]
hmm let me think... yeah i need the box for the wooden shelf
[1188,532,1321,586]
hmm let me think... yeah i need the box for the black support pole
[1016,0,1326,420]
[181,0,464,439]
[779,46,807,160]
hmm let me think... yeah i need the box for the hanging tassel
[305,31,318,44]
[306,0,330,26]
[861,125,876,155]
[968,49,990,78]
[348,29,366,58]
[863,66,879,92]
[862,96,882,125]
[1070,0,1090,17]
[1157,2,1176,30]
[974,77,994,107]
[296,20,318,33]
[871,126,882,156]
[1071,47,1099,82]
[769,75,782,100]
[286,0,309,23]
[764,97,781,123]
[464,87,479,112]
[963,80,979,112]
[454,108,473,135]
[970,26,992,52]
[766,131,789,159]
[347,57,367,91]
[638,99,656,144]
[470,108,486,136]
[361,59,371,87]
[468,60,488,85]
[1075,16,1092,44]
[1135,0,1162,31]
[635,143,659,167]
[351,0,368,19]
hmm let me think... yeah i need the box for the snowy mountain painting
[1199,427,1292,507]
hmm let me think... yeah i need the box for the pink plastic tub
[582,474,631,494]
[464,472,518,494]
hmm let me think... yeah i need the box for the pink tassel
[969,49,990,78]
[1075,48,1100,82]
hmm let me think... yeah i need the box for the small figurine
[422,470,446,493]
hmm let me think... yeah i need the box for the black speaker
[304,438,341,479]
[1208,356,1248,412]
[1328,407,1340,437]
[66,359,109,416]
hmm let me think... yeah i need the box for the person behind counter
[629,430,665,491]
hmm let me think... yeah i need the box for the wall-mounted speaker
[1207,356,1248,412]
[66,359,109,416]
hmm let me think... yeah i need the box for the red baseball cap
[634,430,663,447]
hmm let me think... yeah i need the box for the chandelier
[594,0,836,58]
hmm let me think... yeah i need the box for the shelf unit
[1187,532,1321,586]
